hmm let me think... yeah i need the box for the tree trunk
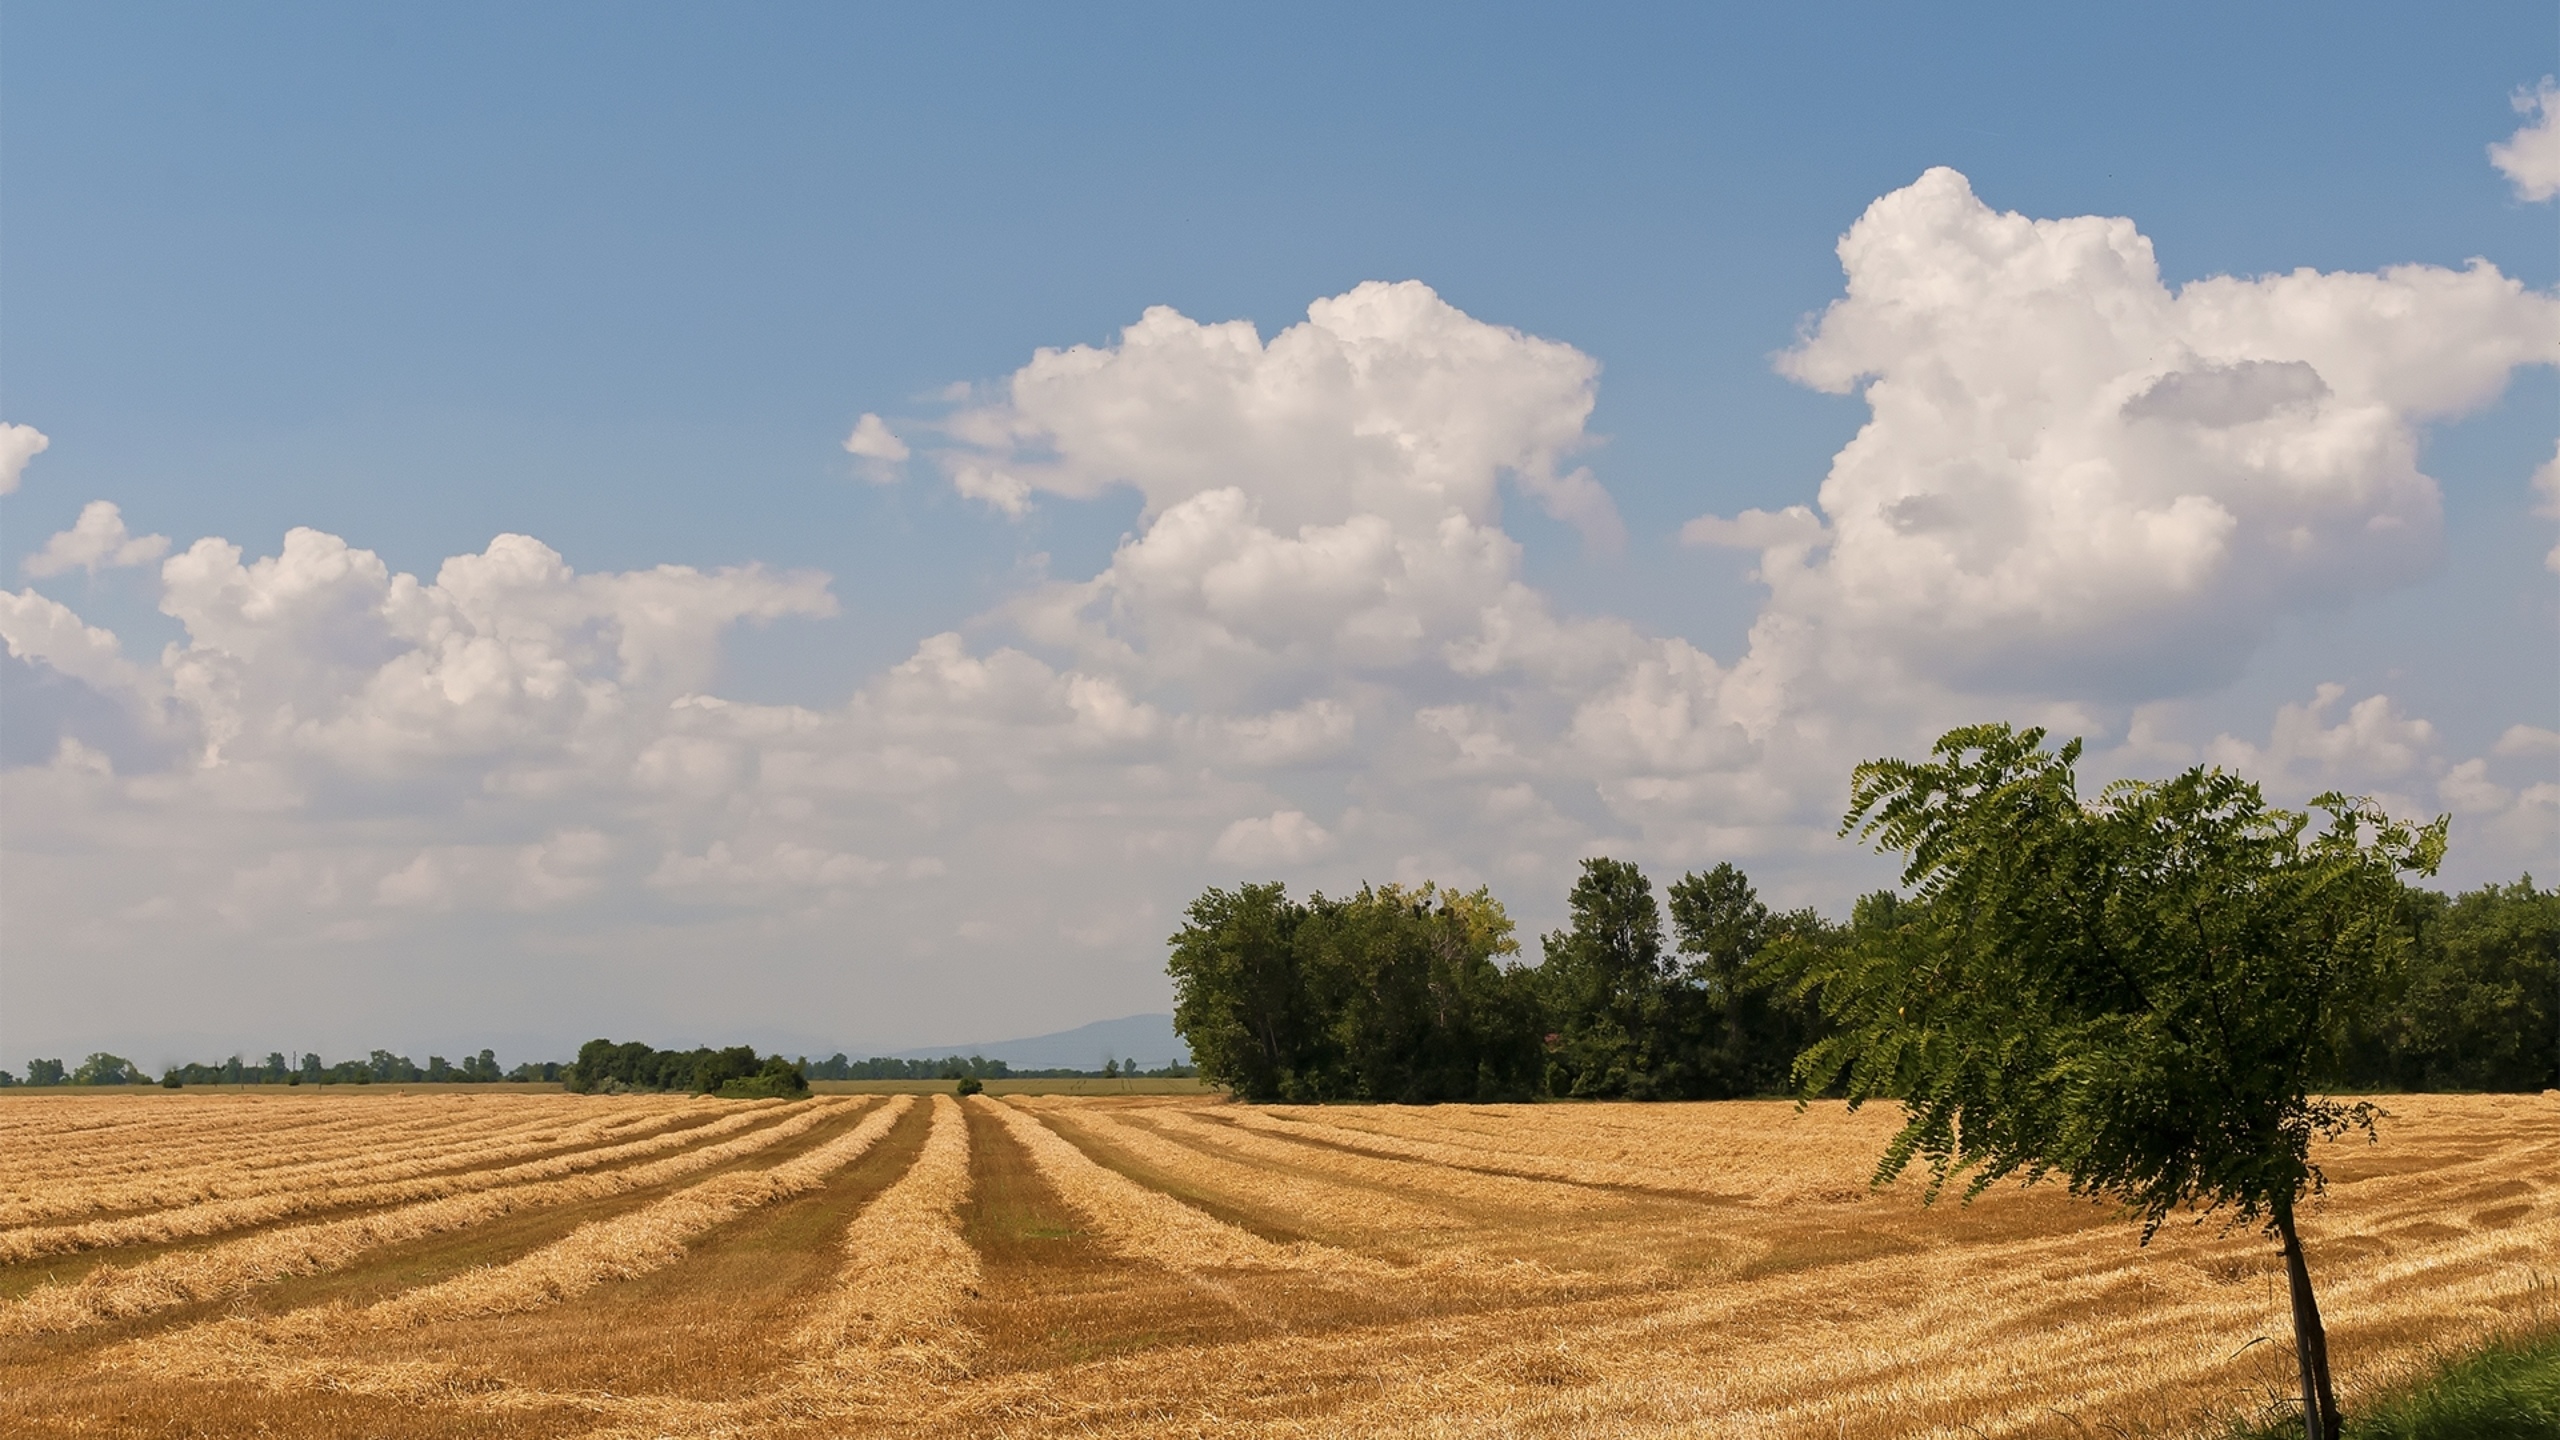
[2274,1197,2342,1440]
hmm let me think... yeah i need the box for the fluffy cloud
[25,501,171,577]
[5,175,2553,1058]
[1701,167,2556,699]
[2491,78,2560,202]
[0,423,48,494]
[842,412,910,484]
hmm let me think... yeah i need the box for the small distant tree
[1782,724,2444,1440]
[26,1058,67,1087]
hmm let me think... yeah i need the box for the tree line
[803,1053,1195,1081]
[2,1045,1202,1091]
[1168,859,2555,1106]
[1,1049,565,1088]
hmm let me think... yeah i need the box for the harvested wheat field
[1,1089,2550,1439]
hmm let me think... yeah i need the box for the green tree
[2326,877,2558,1092]
[1782,724,2444,1440]
[1535,858,1681,1098]
[1167,883,1324,1100]
[26,1058,66,1086]
[1299,883,1542,1102]
[71,1052,143,1086]
[1666,862,1834,1097]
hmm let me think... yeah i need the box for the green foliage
[714,1056,810,1100]
[1781,722,2447,1440]
[1537,858,1679,1098]
[1168,880,1542,1102]
[2325,879,2559,1093]
[1168,882,1326,1101]
[70,1052,144,1086]
[2232,1330,2560,1440]
[24,1058,66,1087]
[954,1074,984,1096]
[1782,722,2444,1232]
[568,1039,806,1097]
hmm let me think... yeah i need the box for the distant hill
[890,1013,1188,1071]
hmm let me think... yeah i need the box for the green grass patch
[2232,1330,2560,1440]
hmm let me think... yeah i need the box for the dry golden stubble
[116,1098,918,1415]
[793,1093,979,1385]
[1151,1102,1626,1217]
[5,1092,2547,1440]
[977,1096,1393,1279]
[1024,1099,1468,1241]
[0,1097,530,1187]
[1,1097,859,1335]
[0,1101,686,1229]
[0,1099,755,1265]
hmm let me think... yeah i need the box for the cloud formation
[4,173,2553,1059]
[26,501,172,578]
[2491,78,2560,201]
[0,424,48,494]
[1704,167,2555,699]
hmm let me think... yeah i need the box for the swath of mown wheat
[794,1093,979,1383]
[977,1095,1391,1278]
[1,1097,858,1335]
[0,1102,694,1246]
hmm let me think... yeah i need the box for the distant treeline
[568,1040,811,1098]
[1169,863,2558,1104]
[0,1045,1197,1091]
[1,1050,566,1088]
[802,1053,1196,1081]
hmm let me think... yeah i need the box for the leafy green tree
[2326,877,2558,1092]
[1782,724,2444,1440]
[71,1052,143,1085]
[1535,858,1681,1098]
[1168,883,1325,1100]
[1299,883,1542,1102]
[26,1058,66,1086]
[1666,863,1833,1098]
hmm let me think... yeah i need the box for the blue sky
[3,4,2554,1064]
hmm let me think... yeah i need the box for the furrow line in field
[0,1101,769,1263]
[1175,1108,1620,1215]
[360,1095,915,1324]
[980,1097,1388,1278]
[1,1103,538,1186]
[1025,1102,1466,1238]
[119,1097,918,1395]
[1,1105,688,1228]
[795,1093,978,1383]
[0,1097,863,1335]
[0,1099,611,1189]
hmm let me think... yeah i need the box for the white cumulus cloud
[0,424,49,494]
[842,412,910,483]
[1700,167,2557,700]
[2491,77,2560,201]
[25,501,172,577]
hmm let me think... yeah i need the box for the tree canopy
[1778,722,2446,1440]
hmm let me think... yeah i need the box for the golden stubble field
[0,1089,2549,1439]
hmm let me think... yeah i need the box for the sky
[2,3,2555,1068]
